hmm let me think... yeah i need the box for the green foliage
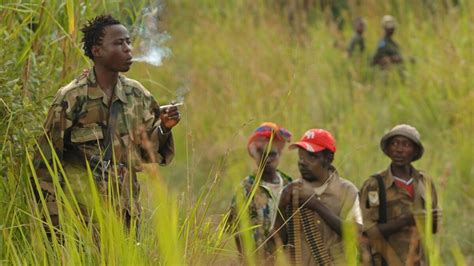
[1,0,473,265]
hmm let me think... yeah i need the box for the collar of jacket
[86,68,129,104]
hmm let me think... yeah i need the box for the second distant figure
[372,15,403,68]
[347,17,366,57]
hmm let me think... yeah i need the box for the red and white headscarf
[247,122,292,158]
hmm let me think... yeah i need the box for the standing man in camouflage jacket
[360,124,440,265]
[33,15,180,231]
[371,15,403,68]
[347,17,366,57]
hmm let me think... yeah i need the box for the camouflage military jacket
[372,36,402,65]
[34,68,174,218]
[360,165,438,265]
[347,33,365,56]
[228,170,292,256]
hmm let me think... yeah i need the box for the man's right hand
[298,183,317,206]
[160,105,181,130]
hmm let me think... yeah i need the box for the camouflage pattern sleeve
[360,177,380,232]
[226,195,238,231]
[225,177,252,232]
[141,92,175,165]
[427,175,438,210]
[347,35,363,56]
[371,40,387,65]
[347,37,357,56]
[33,88,76,225]
[35,91,69,180]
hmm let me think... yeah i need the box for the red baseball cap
[289,129,336,153]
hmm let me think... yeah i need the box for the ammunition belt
[287,185,332,265]
[287,184,302,265]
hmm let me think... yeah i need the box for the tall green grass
[1,0,472,264]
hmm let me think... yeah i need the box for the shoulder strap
[102,100,122,162]
[373,174,388,266]
[373,174,387,224]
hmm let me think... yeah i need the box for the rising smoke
[133,2,190,104]
[133,4,172,67]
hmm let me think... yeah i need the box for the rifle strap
[102,99,122,163]
[374,174,388,266]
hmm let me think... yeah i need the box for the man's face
[297,148,326,182]
[356,22,365,34]
[386,136,416,166]
[253,144,281,173]
[93,24,133,72]
[384,27,395,37]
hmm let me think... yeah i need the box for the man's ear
[91,45,101,58]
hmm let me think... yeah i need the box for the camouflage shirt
[34,68,174,219]
[228,170,293,257]
[347,33,365,56]
[372,36,403,66]
[360,165,438,265]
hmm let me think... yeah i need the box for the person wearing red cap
[274,129,363,265]
[360,124,440,266]
[227,122,293,262]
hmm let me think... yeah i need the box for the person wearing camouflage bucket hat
[381,15,396,29]
[360,124,441,266]
[372,15,403,68]
[380,124,424,161]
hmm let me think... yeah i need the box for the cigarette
[159,102,183,111]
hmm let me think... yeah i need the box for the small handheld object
[159,102,183,111]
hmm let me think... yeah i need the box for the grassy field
[1,0,472,264]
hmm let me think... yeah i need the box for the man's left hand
[160,105,181,131]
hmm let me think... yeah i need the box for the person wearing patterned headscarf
[227,122,293,263]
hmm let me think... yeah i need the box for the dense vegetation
[0,0,472,264]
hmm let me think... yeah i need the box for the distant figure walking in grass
[371,15,403,68]
[360,124,440,265]
[227,122,293,262]
[274,129,363,265]
[33,15,180,235]
[347,17,366,57]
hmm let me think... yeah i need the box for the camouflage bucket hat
[381,15,396,29]
[380,124,424,161]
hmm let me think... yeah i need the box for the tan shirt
[360,165,439,265]
[297,168,360,265]
[261,172,284,227]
